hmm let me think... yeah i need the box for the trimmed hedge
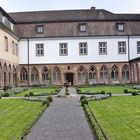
[81,98,88,106]
[42,99,50,106]
[47,96,53,102]
[84,104,106,140]
[80,95,87,101]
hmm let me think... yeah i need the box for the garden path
[25,87,96,140]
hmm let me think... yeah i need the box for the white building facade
[7,7,140,86]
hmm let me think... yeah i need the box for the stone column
[96,67,100,84]
[119,67,122,83]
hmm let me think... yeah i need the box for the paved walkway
[25,87,96,140]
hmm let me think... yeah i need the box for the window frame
[36,43,44,56]
[59,43,68,56]
[79,42,88,55]
[118,41,126,54]
[79,23,87,32]
[36,25,44,34]
[116,23,124,32]
[99,42,107,55]
[4,36,8,52]
[137,41,140,54]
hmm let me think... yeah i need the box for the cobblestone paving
[25,87,96,140]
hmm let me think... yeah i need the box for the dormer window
[117,23,124,31]
[36,25,44,33]
[79,23,86,32]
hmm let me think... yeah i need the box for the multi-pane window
[79,42,87,55]
[117,23,124,31]
[36,44,44,56]
[36,25,44,33]
[4,36,8,51]
[12,41,15,54]
[15,43,18,56]
[59,43,68,56]
[118,42,126,54]
[99,42,107,55]
[137,41,140,54]
[79,24,86,32]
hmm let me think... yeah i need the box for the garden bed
[0,99,46,140]
[84,96,140,140]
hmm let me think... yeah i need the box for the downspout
[127,35,131,83]
[27,38,30,87]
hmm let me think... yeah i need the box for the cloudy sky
[0,0,140,13]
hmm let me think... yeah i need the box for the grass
[0,99,46,140]
[88,96,140,140]
[15,87,60,97]
[78,85,140,94]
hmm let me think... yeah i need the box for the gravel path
[25,87,96,140]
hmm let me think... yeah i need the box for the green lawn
[0,99,46,140]
[15,87,60,97]
[88,96,140,140]
[78,85,140,94]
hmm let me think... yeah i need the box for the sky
[0,0,140,13]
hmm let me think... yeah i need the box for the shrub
[47,96,53,102]
[25,94,29,98]
[55,89,60,93]
[107,92,112,97]
[77,88,81,93]
[42,99,50,106]
[80,95,87,101]
[100,90,105,94]
[81,98,88,106]
[3,92,10,97]
[124,89,128,93]
[29,91,34,96]
[132,92,139,96]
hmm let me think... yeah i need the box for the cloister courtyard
[0,85,140,140]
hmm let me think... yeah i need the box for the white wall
[129,36,140,60]
[19,36,140,64]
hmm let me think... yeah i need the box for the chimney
[91,6,96,11]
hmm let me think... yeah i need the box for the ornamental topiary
[42,99,50,106]
[107,92,112,97]
[29,91,34,96]
[81,98,88,106]
[80,95,87,101]
[25,93,29,98]
[124,89,128,93]
[47,96,53,102]
[100,90,105,94]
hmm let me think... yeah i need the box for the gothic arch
[77,66,86,84]
[88,65,97,84]
[31,67,39,83]
[0,63,2,87]
[100,65,108,83]
[122,64,130,81]
[111,65,119,81]
[42,66,49,81]
[53,67,61,83]
[20,67,28,83]
[8,64,12,85]
[3,63,7,86]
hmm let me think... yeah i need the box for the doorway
[66,73,74,85]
